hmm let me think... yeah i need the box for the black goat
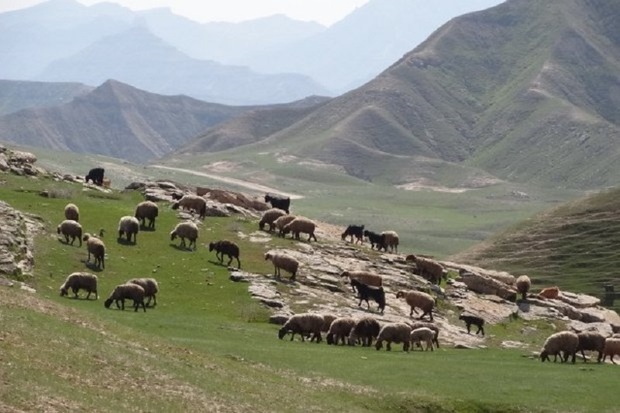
[341,224,364,244]
[363,229,386,251]
[209,240,241,269]
[85,167,105,186]
[264,193,290,214]
[459,314,485,336]
[351,279,385,314]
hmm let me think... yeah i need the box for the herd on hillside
[54,169,620,364]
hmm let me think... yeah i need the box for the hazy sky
[0,0,371,25]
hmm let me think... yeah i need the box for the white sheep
[172,194,206,219]
[340,270,383,292]
[409,321,440,348]
[83,233,105,270]
[576,331,606,363]
[273,214,297,237]
[516,275,531,301]
[375,323,412,352]
[406,255,445,285]
[278,313,324,342]
[282,217,317,242]
[64,203,80,222]
[170,221,198,250]
[348,316,381,347]
[259,208,287,231]
[104,283,146,312]
[57,219,83,247]
[128,278,159,307]
[602,337,620,364]
[59,272,98,299]
[326,317,356,345]
[265,251,299,281]
[396,290,435,321]
[381,230,399,253]
[134,200,159,229]
[540,331,579,363]
[118,216,140,243]
[410,327,435,351]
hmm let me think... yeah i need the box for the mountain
[0,80,255,163]
[0,80,92,116]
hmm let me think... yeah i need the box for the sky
[0,0,371,26]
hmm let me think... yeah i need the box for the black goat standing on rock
[264,193,290,214]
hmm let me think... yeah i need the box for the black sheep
[459,314,485,336]
[363,229,387,251]
[351,279,385,314]
[85,167,105,186]
[264,193,290,214]
[208,240,241,269]
[341,224,364,244]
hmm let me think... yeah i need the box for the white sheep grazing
[83,234,105,270]
[170,221,199,250]
[410,327,435,351]
[540,331,579,363]
[273,214,297,237]
[406,255,445,285]
[59,272,98,299]
[381,230,399,253]
[172,194,206,219]
[326,317,356,345]
[57,219,83,247]
[104,283,146,312]
[264,252,299,281]
[278,313,324,342]
[134,200,159,229]
[515,275,531,301]
[375,323,412,352]
[348,316,381,347]
[64,203,80,222]
[602,338,620,364]
[396,290,436,321]
[282,217,317,242]
[340,270,383,292]
[128,278,159,307]
[259,208,287,231]
[409,321,440,348]
[118,216,140,243]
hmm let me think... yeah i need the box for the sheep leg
[477,325,484,336]
[465,323,471,334]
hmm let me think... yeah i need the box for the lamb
[458,314,485,336]
[104,283,146,312]
[340,270,383,292]
[273,214,297,237]
[516,275,531,301]
[172,194,206,219]
[341,225,364,244]
[170,221,198,250]
[396,290,435,321]
[347,316,381,347]
[540,331,579,363]
[602,337,620,364]
[278,313,324,342]
[64,203,80,222]
[326,317,356,345]
[351,279,386,314]
[538,286,560,299]
[57,219,83,247]
[209,240,241,269]
[409,321,440,348]
[134,200,159,229]
[59,272,98,299]
[264,193,290,213]
[406,255,445,285]
[381,230,399,253]
[85,167,105,186]
[264,252,299,281]
[375,323,412,352]
[258,208,287,231]
[363,230,386,251]
[410,327,435,351]
[282,217,317,242]
[117,216,140,244]
[83,233,105,270]
[128,278,159,307]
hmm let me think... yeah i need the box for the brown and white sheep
[128,278,159,307]
[170,221,198,250]
[134,200,159,229]
[57,219,82,247]
[104,283,146,312]
[259,208,287,232]
[209,240,241,269]
[59,272,98,299]
[118,216,140,244]
[396,290,435,321]
[273,214,297,237]
[172,194,206,219]
[410,327,435,351]
[278,313,324,342]
[282,217,317,242]
[64,203,80,222]
[348,316,381,347]
[83,233,105,270]
[540,331,579,363]
[381,230,399,253]
[265,252,299,281]
[326,317,356,345]
[602,337,620,364]
[406,255,445,285]
[516,275,531,301]
[375,323,412,352]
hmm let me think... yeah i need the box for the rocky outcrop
[0,200,42,281]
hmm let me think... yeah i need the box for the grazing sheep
[326,317,356,345]
[406,255,445,285]
[259,208,287,231]
[128,278,159,307]
[83,234,105,270]
[516,275,531,301]
[59,272,98,299]
[341,225,364,244]
[340,270,383,292]
[85,167,105,186]
[351,279,386,314]
[282,217,317,242]
[540,331,579,363]
[375,323,412,352]
[602,337,620,364]
[381,230,399,253]
[278,313,324,342]
[134,200,159,229]
[348,316,381,347]
[459,314,485,336]
[264,193,290,213]
[170,221,199,250]
[273,214,297,237]
[321,314,338,333]
[576,331,606,363]
[410,327,435,351]
[118,216,140,243]
[104,283,146,312]
[209,240,241,269]
[363,230,386,251]
[264,252,299,281]
[409,321,440,348]
[538,286,560,300]
[57,219,83,247]
[172,194,206,219]
[396,290,435,321]
[64,203,80,222]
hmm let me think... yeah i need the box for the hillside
[0,79,92,116]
